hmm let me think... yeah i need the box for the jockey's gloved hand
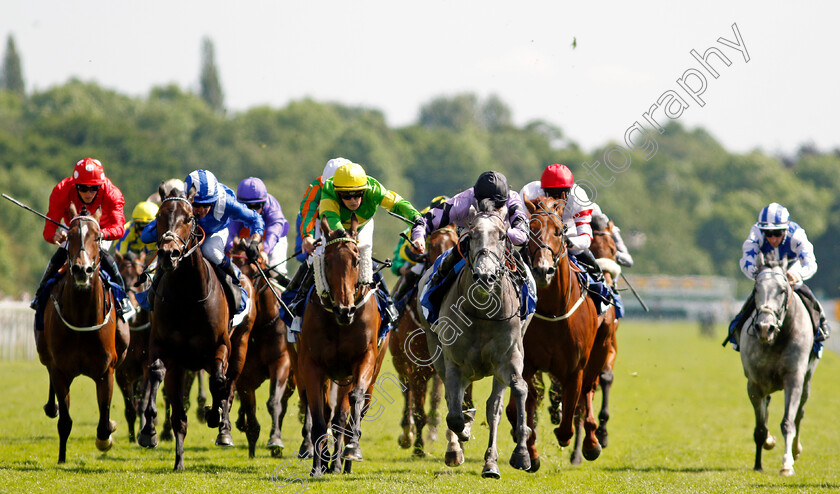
[244,241,260,262]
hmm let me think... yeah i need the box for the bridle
[465,212,511,277]
[319,236,377,315]
[753,269,792,332]
[156,197,204,265]
[67,214,103,276]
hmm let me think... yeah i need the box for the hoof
[267,437,284,450]
[427,427,438,443]
[554,426,571,448]
[138,431,158,449]
[596,427,609,448]
[196,405,207,424]
[160,429,174,442]
[583,444,602,461]
[343,445,363,461]
[570,450,582,465]
[481,463,501,479]
[43,403,58,419]
[527,456,541,473]
[215,432,234,447]
[509,449,531,471]
[270,446,284,458]
[763,435,776,450]
[412,447,426,458]
[444,449,464,467]
[298,443,313,459]
[205,406,222,428]
[780,467,794,476]
[398,431,414,449]
[95,435,114,452]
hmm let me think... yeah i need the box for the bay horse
[738,254,818,476]
[38,205,129,463]
[297,214,386,476]
[389,225,457,457]
[137,190,233,471]
[505,196,606,471]
[230,238,295,458]
[114,249,150,443]
[418,205,532,478]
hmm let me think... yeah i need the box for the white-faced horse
[738,255,818,476]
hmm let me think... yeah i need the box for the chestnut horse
[390,226,457,457]
[505,196,606,471]
[297,215,386,476]
[38,205,129,463]
[137,191,233,470]
[230,239,295,458]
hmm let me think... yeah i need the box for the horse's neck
[171,251,214,291]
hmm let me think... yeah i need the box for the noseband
[319,236,377,315]
[67,215,103,275]
[466,212,510,276]
[528,209,568,267]
[157,197,203,265]
[753,269,792,331]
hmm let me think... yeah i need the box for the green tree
[1,34,25,96]
[199,37,224,114]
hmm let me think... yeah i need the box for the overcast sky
[3,1,839,155]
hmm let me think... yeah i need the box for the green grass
[1,321,838,493]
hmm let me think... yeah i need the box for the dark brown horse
[389,226,457,457]
[137,190,232,471]
[114,249,150,443]
[297,215,385,476]
[38,205,129,463]
[230,239,295,458]
[505,196,606,471]
[587,215,621,451]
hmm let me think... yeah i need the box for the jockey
[289,161,426,331]
[31,158,135,321]
[227,177,290,282]
[520,164,604,282]
[141,170,264,316]
[728,202,830,347]
[116,201,158,256]
[417,171,530,292]
[285,157,369,303]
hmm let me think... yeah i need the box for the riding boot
[374,272,400,327]
[795,284,831,342]
[392,270,421,312]
[428,249,461,288]
[290,263,314,317]
[575,248,604,283]
[724,292,755,348]
[218,258,242,315]
[100,248,136,321]
[30,248,68,311]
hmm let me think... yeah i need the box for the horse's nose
[70,264,83,276]
[473,272,497,286]
[85,265,94,276]
[169,249,181,260]
[545,266,556,277]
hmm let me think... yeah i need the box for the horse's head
[753,254,792,344]
[66,204,103,288]
[116,250,147,295]
[465,204,508,288]
[428,225,458,265]
[524,196,567,287]
[320,214,362,325]
[229,237,261,278]
[156,188,196,272]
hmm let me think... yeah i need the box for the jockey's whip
[2,193,68,230]
[249,256,293,316]
[620,273,649,312]
[387,210,416,226]
[265,240,322,274]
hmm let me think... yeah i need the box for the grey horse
[417,207,532,478]
[738,254,818,476]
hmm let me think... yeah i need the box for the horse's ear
[781,256,789,272]
[138,250,146,263]
[467,204,477,222]
[349,213,358,238]
[158,181,167,202]
[114,251,124,264]
[320,215,331,237]
[67,202,78,218]
[524,198,536,214]
[185,185,196,202]
[92,207,102,222]
[755,250,765,271]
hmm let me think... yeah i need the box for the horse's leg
[332,388,351,473]
[94,368,117,452]
[555,371,584,448]
[138,357,165,448]
[507,358,532,473]
[297,389,314,459]
[793,367,814,461]
[115,370,136,443]
[196,370,208,423]
[397,375,413,449]
[161,386,173,442]
[444,428,464,467]
[411,374,428,457]
[43,379,58,419]
[481,378,508,479]
[165,365,188,471]
[205,346,228,429]
[580,379,602,461]
[596,367,614,448]
[52,371,73,463]
[344,351,376,462]
[238,387,259,458]
[779,374,807,476]
[215,383,235,447]
[747,380,769,472]
[302,366,328,477]
[523,375,540,472]
[443,363,469,442]
[267,357,291,457]
[549,375,562,425]
[427,375,443,442]
[571,411,584,465]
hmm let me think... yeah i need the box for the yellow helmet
[332,163,370,192]
[132,201,159,223]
